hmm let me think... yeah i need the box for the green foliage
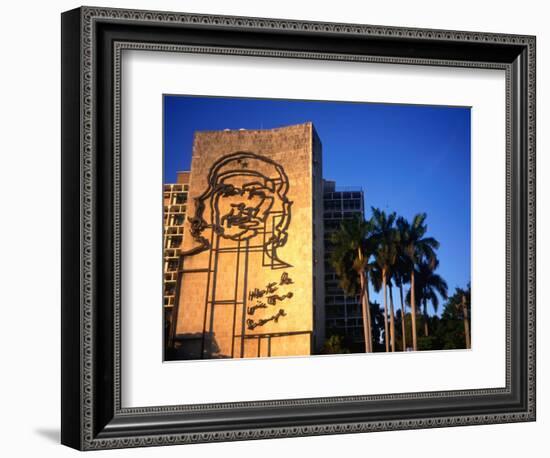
[371,207,399,280]
[369,301,384,349]
[417,335,439,351]
[327,207,470,354]
[329,215,374,296]
[408,258,448,317]
[434,285,471,349]
[411,286,471,351]
[442,284,471,321]
[396,213,439,271]
[321,334,351,354]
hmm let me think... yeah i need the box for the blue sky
[164,95,471,316]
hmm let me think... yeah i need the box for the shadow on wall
[165,332,227,360]
[34,429,60,443]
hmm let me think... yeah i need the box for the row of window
[164,284,176,297]
[323,214,362,229]
[165,236,182,249]
[164,184,189,192]
[325,294,361,304]
[164,204,187,214]
[166,260,178,271]
[164,215,186,226]
[323,199,363,211]
[163,297,175,307]
[326,318,365,329]
[324,191,362,200]
[163,194,188,205]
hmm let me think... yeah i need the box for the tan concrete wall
[174,123,318,359]
[176,171,190,184]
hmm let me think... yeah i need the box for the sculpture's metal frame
[184,151,292,263]
[61,6,536,450]
[168,151,295,354]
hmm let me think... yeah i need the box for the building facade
[163,172,190,338]
[169,123,325,359]
[323,180,366,344]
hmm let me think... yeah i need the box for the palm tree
[412,258,448,336]
[330,216,376,352]
[393,252,410,351]
[456,284,471,349]
[396,214,439,351]
[371,208,398,352]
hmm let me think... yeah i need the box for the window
[164,284,176,296]
[170,236,182,248]
[175,194,187,204]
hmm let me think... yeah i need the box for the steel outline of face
[183,152,293,268]
[212,173,276,241]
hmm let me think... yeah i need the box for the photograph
[163,95,472,360]
[56,4,536,451]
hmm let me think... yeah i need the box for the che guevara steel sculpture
[185,151,292,266]
[170,152,295,358]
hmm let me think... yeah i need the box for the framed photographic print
[61,6,536,450]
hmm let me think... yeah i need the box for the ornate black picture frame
[61,6,536,450]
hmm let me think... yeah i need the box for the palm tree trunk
[365,270,373,351]
[410,269,418,351]
[399,283,406,351]
[423,298,429,336]
[462,294,471,349]
[358,269,371,353]
[382,271,389,352]
[389,282,396,352]
[357,247,372,353]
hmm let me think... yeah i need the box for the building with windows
[167,123,325,359]
[163,123,370,358]
[323,180,366,344]
[163,171,190,336]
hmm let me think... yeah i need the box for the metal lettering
[266,292,294,305]
[247,302,267,315]
[246,309,287,330]
[280,272,294,285]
